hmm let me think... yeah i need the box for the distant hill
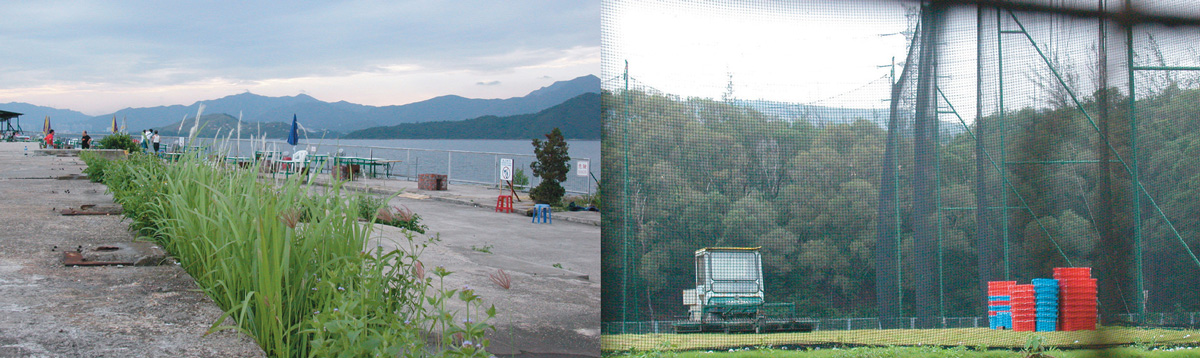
[0,103,92,132]
[735,99,890,126]
[152,113,338,140]
[1,75,600,134]
[735,99,965,136]
[343,92,599,140]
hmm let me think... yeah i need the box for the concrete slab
[0,142,265,357]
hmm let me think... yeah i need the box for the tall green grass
[84,152,494,357]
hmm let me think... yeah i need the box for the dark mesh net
[602,0,1200,353]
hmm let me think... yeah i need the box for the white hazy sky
[602,0,1200,122]
[602,0,912,110]
[0,1,599,115]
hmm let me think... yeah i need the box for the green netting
[602,0,1200,354]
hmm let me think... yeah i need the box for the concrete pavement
[2,143,601,357]
[300,172,601,227]
[289,164,602,357]
[0,142,265,357]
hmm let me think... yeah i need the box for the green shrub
[90,152,166,236]
[356,196,427,233]
[97,133,142,153]
[79,151,109,183]
[581,184,601,209]
[374,205,428,234]
[513,168,530,188]
[356,195,387,219]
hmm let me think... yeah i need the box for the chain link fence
[175,136,598,194]
[603,0,1200,351]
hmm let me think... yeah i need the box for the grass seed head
[489,269,512,290]
[279,209,301,228]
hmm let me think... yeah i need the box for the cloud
[0,1,598,113]
[476,81,502,86]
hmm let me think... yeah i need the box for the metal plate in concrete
[62,242,168,266]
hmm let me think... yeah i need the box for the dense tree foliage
[531,127,571,204]
[602,85,1200,322]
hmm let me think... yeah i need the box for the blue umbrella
[287,114,299,146]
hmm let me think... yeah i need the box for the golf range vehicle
[674,247,814,333]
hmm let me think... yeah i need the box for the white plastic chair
[281,150,308,178]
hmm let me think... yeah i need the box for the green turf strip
[603,328,1200,353]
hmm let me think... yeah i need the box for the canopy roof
[0,110,21,121]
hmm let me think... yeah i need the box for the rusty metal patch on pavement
[59,204,122,216]
[61,242,168,266]
[63,251,134,266]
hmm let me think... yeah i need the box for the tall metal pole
[1097,0,1123,321]
[876,54,902,325]
[975,2,990,312]
[997,8,1010,280]
[912,1,944,323]
[621,60,632,324]
[1124,2,1144,321]
[892,53,902,319]
[878,56,901,319]
[890,56,896,84]
[933,54,944,319]
[893,54,901,320]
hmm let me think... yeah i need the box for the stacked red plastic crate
[1053,267,1098,331]
[1010,284,1036,331]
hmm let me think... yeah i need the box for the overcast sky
[602,0,910,111]
[603,0,1200,123]
[0,1,598,115]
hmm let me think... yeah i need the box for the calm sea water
[321,139,600,163]
[203,138,601,194]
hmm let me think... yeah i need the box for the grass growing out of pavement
[602,328,1200,357]
[84,152,495,357]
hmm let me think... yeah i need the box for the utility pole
[878,56,896,86]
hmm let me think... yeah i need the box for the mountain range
[1,75,599,134]
[344,92,599,140]
[151,113,341,140]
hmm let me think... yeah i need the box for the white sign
[499,158,514,181]
[576,159,590,177]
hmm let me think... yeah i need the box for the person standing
[151,130,161,152]
[44,129,55,149]
[142,129,150,149]
[80,131,91,149]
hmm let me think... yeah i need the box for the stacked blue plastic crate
[987,281,1014,329]
[1032,278,1059,332]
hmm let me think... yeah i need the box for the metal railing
[1107,312,1200,328]
[179,137,598,194]
[601,313,1200,334]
